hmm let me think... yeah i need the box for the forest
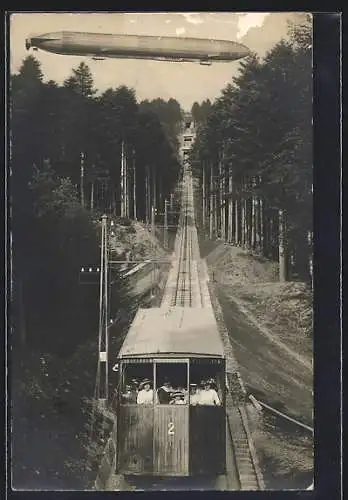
[11,58,183,356]
[189,16,312,284]
[11,55,184,488]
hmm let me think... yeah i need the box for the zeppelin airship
[25,31,250,65]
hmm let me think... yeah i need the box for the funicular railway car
[115,306,226,478]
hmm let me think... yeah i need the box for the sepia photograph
[9,11,314,491]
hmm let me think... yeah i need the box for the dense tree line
[139,97,183,152]
[190,99,212,125]
[190,16,312,283]
[11,56,182,355]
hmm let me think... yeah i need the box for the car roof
[118,307,225,359]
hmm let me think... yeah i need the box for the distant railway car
[115,306,226,477]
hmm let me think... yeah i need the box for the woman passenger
[136,378,154,405]
[198,380,221,406]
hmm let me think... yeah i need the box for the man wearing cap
[136,379,154,404]
[170,391,186,405]
[157,379,173,404]
[198,380,221,406]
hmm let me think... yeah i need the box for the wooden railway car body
[115,307,226,477]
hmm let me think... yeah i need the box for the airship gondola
[25,31,250,65]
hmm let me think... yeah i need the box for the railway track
[96,167,264,491]
[161,168,204,308]
[161,167,264,490]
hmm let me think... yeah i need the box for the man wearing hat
[198,379,221,406]
[169,391,186,405]
[136,378,154,405]
[157,379,173,404]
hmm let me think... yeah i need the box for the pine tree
[63,62,97,97]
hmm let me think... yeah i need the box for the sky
[10,12,308,110]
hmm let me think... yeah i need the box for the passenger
[131,378,139,389]
[189,383,201,406]
[121,384,133,403]
[207,377,218,391]
[198,380,221,406]
[181,387,189,404]
[157,379,173,404]
[136,379,154,405]
[170,391,186,405]
[129,381,139,404]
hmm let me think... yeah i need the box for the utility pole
[97,214,109,408]
[79,215,175,413]
[80,152,85,208]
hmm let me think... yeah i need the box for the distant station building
[180,113,196,166]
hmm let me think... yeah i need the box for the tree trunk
[124,148,128,217]
[19,278,26,349]
[111,183,117,215]
[202,164,206,229]
[219,158,225,241]
[235,198,239,245]
[268,212,273,259]
[120,141,125,217]
[228,171,233,243]
[242,197,247,248]
[133,152,137,220]
[90,181,94,211]
[209,164,214,239]
[159,173,163,210]
[214,193,218,239]
[152,165,157,211]
[80,152,85,208]
[247,197,252,249]
[251,178,257,249]
[308,229,313,289]
[278,208,288,282]
[259,198,264,252]
[145,165,150,224]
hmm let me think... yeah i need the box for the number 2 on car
[168,422,175,435]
